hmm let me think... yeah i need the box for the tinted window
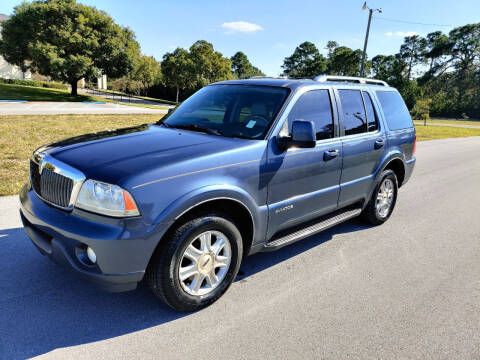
[288,90,333,140]
[376,91,413,130]
[363,91,379,132]
[339,90,367,136]
[163,85,290,139]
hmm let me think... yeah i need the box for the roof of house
[0,14,9,23]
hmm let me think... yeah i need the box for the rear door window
[362,91,379,132]
[338,90,367,136]
[376,91,413,130]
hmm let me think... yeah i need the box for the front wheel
[147,213,243,312]
[361,169,398,225]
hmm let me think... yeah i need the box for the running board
[262,206,362,251]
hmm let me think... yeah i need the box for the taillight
[413,135,417,153]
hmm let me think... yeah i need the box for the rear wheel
[362,169,398,225]
[147,213,242,312]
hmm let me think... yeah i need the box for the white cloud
[221,21,263,34]
[386,31,418,37]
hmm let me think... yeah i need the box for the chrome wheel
[376,178,394,218]
[178,230,232,296]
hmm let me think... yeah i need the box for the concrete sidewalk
[0,101,167,115]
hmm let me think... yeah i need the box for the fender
[364,150,406,209]
[152,184,268,244]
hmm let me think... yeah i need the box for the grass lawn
[0,83,168,110]
[94,89,178,105]
[415,124,480,141]
[414,119,480,127]
[0,83,96,102]
[1,114,480,196]
[0,114,162,196]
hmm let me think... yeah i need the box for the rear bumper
[19,184,170,292]
[403,157,416,186]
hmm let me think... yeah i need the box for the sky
[1,0,479,76]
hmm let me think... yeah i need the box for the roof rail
[313,75,388,86]
[249,76,290,79]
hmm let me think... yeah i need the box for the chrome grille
[30,158,76,208]
[30,160,41,195]
[39,168,74,208]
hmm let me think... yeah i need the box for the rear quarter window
[376,91,413,130]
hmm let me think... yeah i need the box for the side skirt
[261,205,362,252]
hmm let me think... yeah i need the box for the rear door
[335,88,386,207]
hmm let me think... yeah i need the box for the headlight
[75,180,140,217]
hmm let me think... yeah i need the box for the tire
[147,213,243,312]
[361,169,398,225]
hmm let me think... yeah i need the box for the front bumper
[19,184,169,292]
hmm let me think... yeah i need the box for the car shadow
[0,219,368,359]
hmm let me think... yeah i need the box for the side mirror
[167,108,174,114]
[291,120,316,148]
[276,120,316,150]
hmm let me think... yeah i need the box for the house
[0,14,32,80]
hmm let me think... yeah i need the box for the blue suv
[20,76,416,311]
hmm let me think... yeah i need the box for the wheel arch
[147,185,263,270]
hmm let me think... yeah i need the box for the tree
[325,41,339,57]
[282,41,327,78]
[424,31,451,73]
[161,48,195,103]
[448,23,480,75]
[230,51,264,79]
[134,55,162,96]
[0,0,140,95]
[327,46,365,76]
[188,40,233,87]
[398,35,427,80]
[370,54,407,87]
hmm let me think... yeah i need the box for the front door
[266,89,342,239]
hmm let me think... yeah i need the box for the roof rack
[313,75,388,86]
[249,76,290,79]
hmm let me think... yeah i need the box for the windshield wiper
[172,124,224,136]
[157,119,175,129]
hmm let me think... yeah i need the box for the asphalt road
[0,101,167,115]
[0,137,479,360]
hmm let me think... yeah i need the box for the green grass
[0,83,169,110]
[414,118,480,127]
[0,83,96,102]
[92,88,178,105]
[415,124,480,141]
[0,114,163,196]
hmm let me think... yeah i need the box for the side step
[262,206,362,252]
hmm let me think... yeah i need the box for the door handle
[323,149,339,161]
[375,138,385,149]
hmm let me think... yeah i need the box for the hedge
[0,78,68,90]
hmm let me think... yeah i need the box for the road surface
[0,137,479,359]
[0,101,167,115]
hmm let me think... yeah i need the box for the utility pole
[360,2,382,77]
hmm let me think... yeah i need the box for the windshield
[158,85,290,139]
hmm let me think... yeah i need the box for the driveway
[0,101,167,115]
[0,137,479,359]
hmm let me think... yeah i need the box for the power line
[372,16,457,27]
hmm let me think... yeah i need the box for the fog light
[86,247,96,264]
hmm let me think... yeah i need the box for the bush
[0,78,68,90]
[411,98,432,120]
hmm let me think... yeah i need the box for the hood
[43,124,253,186]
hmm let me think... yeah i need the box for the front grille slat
[31,160,74,208]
